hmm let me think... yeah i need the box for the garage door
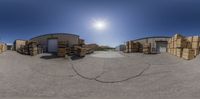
[48,39,58,52]
[156,41,167,53]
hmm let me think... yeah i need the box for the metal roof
[30,33,79,40]
[132,36,171,41]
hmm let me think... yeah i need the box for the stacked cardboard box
[167,34,200,60]
[143,43,151,54]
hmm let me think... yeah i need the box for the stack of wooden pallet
[27,41,38,56]
[167,34,200,60]
[0,44,3,54]
[125,41,142,53]
[75,46,87,57]
[143,43,151,54]
[17,41,43,56]
[125,41,130,53]
[57,41,69,57]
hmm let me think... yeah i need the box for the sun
[93,20,107,30]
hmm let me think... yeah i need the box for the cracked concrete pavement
[0,51,200,99]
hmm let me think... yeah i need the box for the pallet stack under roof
[167,34,200,60]
[125,41,143,53]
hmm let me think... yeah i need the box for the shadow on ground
[40,53,61,59]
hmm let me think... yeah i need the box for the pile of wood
[0,44,3,54]
[167,34,200,60]
[125,41,142,53]
[71,46,87,57]
[57,41,70,57]
[17,41,43,56]
[143,43,151,54]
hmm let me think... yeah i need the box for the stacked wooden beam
[125,41,142,53]
[167,34,200,60]
[17,41,43,56]
[0,44,3,54]
[143,43,151,54]
[57,41,69,57]
[26,41,38,56]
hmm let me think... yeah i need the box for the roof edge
[132,36,171,41]
[30,33,79,40]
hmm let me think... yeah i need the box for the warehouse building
[130,36,170,53]
[30,33,81,53]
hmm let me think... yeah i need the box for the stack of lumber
[125,41,130,53]
[0,44,3,54]
[27,41,38,56]
[125,41,142,53]
[57,41,70,57]
[143,43,151,54]
[17,41,43,56]
[182,48,195,60]
[78,39,85,46]
[167,34,200,60]
[73,46,87,57]
[191,36,200,56]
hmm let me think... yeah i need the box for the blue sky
[0,0,200,47]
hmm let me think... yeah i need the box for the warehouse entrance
[156,41,167,53]
[48,39,58,52]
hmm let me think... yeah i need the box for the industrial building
[127,36,170,53]
[30,33,82,53]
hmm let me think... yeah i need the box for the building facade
[30,33,80,53]
[132,36,170,53]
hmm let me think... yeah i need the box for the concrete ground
[0,51,200,99]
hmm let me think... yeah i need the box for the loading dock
[156,41,168,53]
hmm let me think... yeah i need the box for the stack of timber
[17,41,43,56]
[57,41,70,57]
[143,43,151,54]
[0,44,3,54]
[167,34,200,60]
[73,46,87,57]
[125,41,130,53]
[125,41,142,53]
[27,41,38,56]
[182,48,195,60]
[78,39,85,46]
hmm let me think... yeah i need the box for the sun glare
[93,20,107,30]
